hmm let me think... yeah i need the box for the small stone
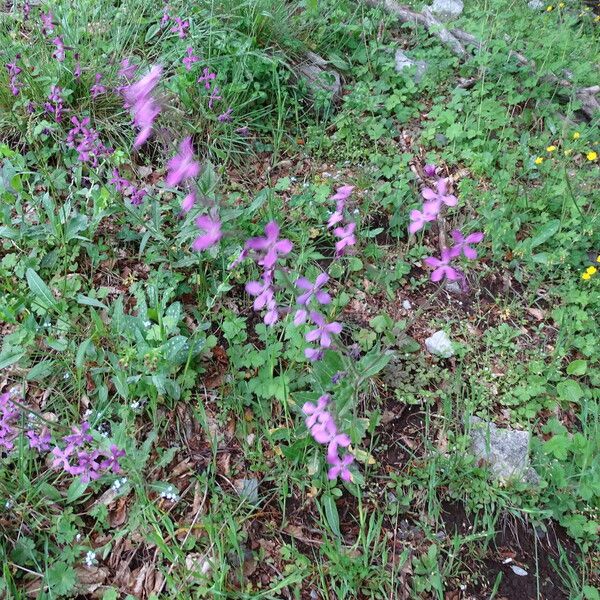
[429,0,464,20]
[394,50,428,83]
[425,330,455,358]
[510,565,528,577]
[469,417,540,484]
[402,299,412,310]
[235,478,259,504]
[445,280,462,295]
[527,0,544,8]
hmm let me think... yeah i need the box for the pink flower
[51,36,65,62]
[245,221,293,269]
[408,200,440,234]
[305,311,342,348]
[327,453,354,482]
[331,185,354,201]
[182,47,199,71]
[333,222,356,256]
[123,65,162,148]
[170,16,189,38]
[90,73,106,98]
[424,248,462,282]
[421,177,457,208]
[166,137,200,187]
[448,229,484,260]
[119,58,138,80]
[63,421,93,448]
[217,107,233,122]
[193,215,222,251]
[181,191,196,213]
[41,11,54,34]
[51,445,75,470]
[197,67,216,89]
[27,428,52,452]
[423,163,437,177]
[294,273,331,325]
[100,445,125,473]
[302,394,331,429]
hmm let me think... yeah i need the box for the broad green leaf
[66,478,89,503]
[566,360,587,376]
[528,219,560,250]
[77,294,108,310]
[26,268,57,310]
[322,494,341,537]
[0,348,25,369]
[556,379,583,404]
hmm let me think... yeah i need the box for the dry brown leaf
[109,496,128,528]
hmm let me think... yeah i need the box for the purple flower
[208,85,222,109]
[161,9,170,27]
[51,445,75,470]
[310,415,338,444]
[193,215,222,251]
[236,126,250,137]
[166,137,200,187]
[448,229,484,260]
[423,163,437,177]
[123,65,162,148]
[6,62,22,96]
[245,221,293,269]
[182,47,199,71]
[302,394,331,429]
[41,11,54,34]
[424,248,463,282]
[327,453,354,482]
[304,348,324,362]
[331,371,347,384]
[181,191,196,213]
[74,54,81,79]
[51,36,65,62]
[333,222,356,256]
[408,200,440,234]
[110,168,131,192]
[421,178,458,209]
[119,58,137,80]
[100,445,125,473]
[217,107,233,122]
[27,428,52,452]
[45,86,64,122]
[23,1,30,20]
[294,273,331,325]
[331,185,354,201]
[130,188,147,206]
[63,421,93,448]
[0,392,18,451]
[305,312,342,348]
[197,67,215,89]
[75,450,101,483]
[90,73,106,98]
[170,16,189,38]
[246,271,279,325]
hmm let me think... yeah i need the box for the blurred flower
[534,157,544,165]
[333,222,356,256]
[51,36,65,62]
[423,163,437,177]
[182,47,199,71]
[170,16,189,38]
[546,145,557,152]
[193,215,222,251]
[586,151,598,161]
[421,178,457,208]
[90,73,106,98]
[166,137,200,187]
[217,107,233,122]
[572,132,580,140]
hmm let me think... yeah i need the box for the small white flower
[63,372,70,379]
[402,300,412,310]
[5,500,13,509]
[84,551,97,567]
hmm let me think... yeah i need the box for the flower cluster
[110,168,147,206]
[66,116,112,166]
[408,163,483,284]
[327,185,356,256]
[170,16,189,39]
[44,85,64,122]
[51,36,66,62]
[182,47,200,71]
[51,422,125,483]
[302,395,354,481]
[166,136,201,213]
[90,73,106,98]
[123,65,162,148]
[6,60,22,96]
[41,11,54,34]
[243,222,293,325]
[581,256,600,281]
[0,392,19,451]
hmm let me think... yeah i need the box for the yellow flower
[546,145,557,152]
[546,5,553,11]
[558,1,564,6]
[587,151,598,161]
[582,272,591,280]
[534,157,544,165]
[586,266,598,276]
[596,255,600,263]
[564,149,573,156]
[572,132,580,140]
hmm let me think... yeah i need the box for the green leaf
[26,268,57,310]
[566,360,587,376]
[0,348,25,369]
[145,23,161,42]
[322,494,341,537]
[46,562,76,595]
[556,379,583,404]
[66,478,89,503]
[77,294,108,310]
[26,361,55,381]
[528,219,560,250]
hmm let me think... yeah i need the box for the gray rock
[445,280,462,294]
[527,0,544,8]
[394,50,429,83]
[295,51,342,104]
[235,478,259,504]
[429,0,464,20]
[469,417,540,484]
[425,330,454,358]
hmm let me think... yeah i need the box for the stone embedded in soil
[428,0,464,20]
[394,50,429,83]
[469,417,540,485]
[235,478,259,504]
[527,0,544,8]
[425,330,455,358]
